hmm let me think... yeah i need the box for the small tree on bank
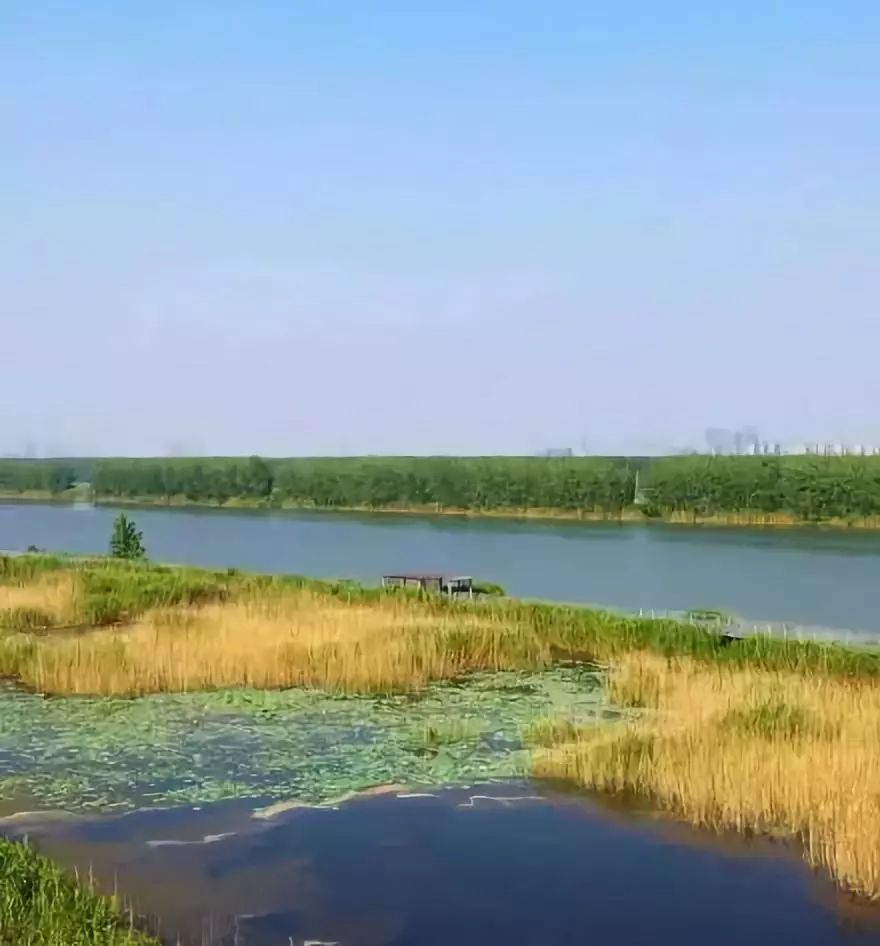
[109,513,146,560]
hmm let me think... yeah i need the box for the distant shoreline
[4,490,880,532]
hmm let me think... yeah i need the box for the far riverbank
[5,490,880,532]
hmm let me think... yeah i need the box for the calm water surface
[7,785,880,946]
[2,502,880,631]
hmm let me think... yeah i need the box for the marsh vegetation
[2,553,879,698]
[3,552,880,919]
[533,651,880,899]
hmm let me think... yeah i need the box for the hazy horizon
[4,3,879,457]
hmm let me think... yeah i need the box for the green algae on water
[0,667,605,813]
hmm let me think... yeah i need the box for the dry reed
[0,573,80,627]
[533,651,880,899]
[2,588,544,696]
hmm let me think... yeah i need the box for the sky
[2,2,879,456]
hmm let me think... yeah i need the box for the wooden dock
[382,574,475,598]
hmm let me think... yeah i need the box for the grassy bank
[1,554,879,697]
[88,499,880,530]
[94,494,646,522]
[533,652,880,899]
[11,489,880,533]
[0,838,156,945]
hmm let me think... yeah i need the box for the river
[2,501,879,633]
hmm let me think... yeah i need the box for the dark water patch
[5,784,880,946]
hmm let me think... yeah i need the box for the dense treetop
[2,455,880,521]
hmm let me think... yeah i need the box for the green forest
[91,456,636,513]
[642,455,880,521]
[0,460,78,495]
[2,455,880,522]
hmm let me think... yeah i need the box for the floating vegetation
[0,667,604,813]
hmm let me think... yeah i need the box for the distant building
[705,426,760,456]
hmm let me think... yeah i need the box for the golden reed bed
[0,589,541,696]
[534,652,880,899]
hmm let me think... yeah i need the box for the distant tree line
[91,456,635,513]
[643,456,880,521]
[5,455,880,522]
[0,460,77,495]
[93,456,276,506]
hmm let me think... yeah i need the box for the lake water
[2,501,880,632]
[7,785,880,946]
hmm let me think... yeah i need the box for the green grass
[721,700,840,741]
[0,555,67,584]
[79,561,233,625]
[0,839,157,946]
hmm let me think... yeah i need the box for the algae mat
[0,667,607,812]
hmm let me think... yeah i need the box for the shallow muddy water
[6,784,880,946]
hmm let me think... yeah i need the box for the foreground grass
[533,652,880,899]
[0,839,156,946]
[2,554,880,696]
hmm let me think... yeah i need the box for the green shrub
[109,514,146,561]
[80,563,230,625]
[473,580,506,597]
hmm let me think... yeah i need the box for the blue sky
[3,2,879,456]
